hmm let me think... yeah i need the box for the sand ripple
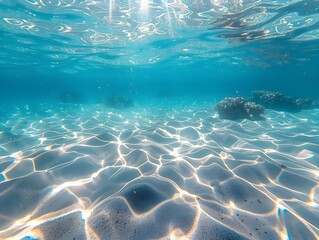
[0,103,319,239]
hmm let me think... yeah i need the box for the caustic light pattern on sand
[0,104,319,239]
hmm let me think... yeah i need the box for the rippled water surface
[0,1,319,240]
[1,0,319,68]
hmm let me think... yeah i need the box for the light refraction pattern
[0,0,319,69]
[0,103,318,239]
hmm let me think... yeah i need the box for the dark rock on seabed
[215,97,265,121]
[249,91,318,112]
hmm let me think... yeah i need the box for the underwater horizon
[1,0,319,239]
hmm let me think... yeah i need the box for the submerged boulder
[215,97,264,121]
[103,95,134,109]
[295,97,319,110]
[250,91,318,112]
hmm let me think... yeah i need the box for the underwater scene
[1,0,319,239]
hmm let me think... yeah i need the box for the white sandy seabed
[0,102,318,240]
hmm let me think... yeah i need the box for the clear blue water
[0,0,319,239]
[1,0,319,103]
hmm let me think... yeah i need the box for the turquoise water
[0,0,319,239]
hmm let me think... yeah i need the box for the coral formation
[250,91,318,112]
[215,97,265,120]
[216,92,318,121]
[103,96,134,109]
[295,98,319,110]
